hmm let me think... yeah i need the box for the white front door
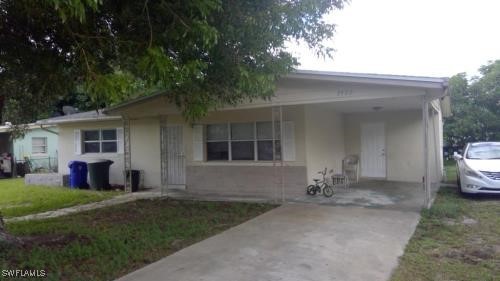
[163,125,186,188]
[360,123,386,178]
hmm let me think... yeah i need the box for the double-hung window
[205,122,281,161]
[32,137,48,155]
[256,122,281,161]
[83,129,118,153]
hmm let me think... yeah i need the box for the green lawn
[0,179,121,218]
[444,159,458,184]
[0,199,275,281]
[391,178,500,280]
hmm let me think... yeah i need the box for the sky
[288,0,500,78]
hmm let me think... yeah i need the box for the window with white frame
[82,129,117,153]
[32,137,48,154]
[206,122,281,161]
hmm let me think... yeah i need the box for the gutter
[39,125,58,135]
[36,116,122,125]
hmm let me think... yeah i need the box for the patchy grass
[444,160,458,184]
[0,179,120,218]
[0,199,275,281]
[391,186,500,281]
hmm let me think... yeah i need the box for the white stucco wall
[55,89,444,190]
[129,118,162,187]
[304,104,345,184]
[344,110,424,183]
[58,120,124,185]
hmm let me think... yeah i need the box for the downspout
[39,125,59,135]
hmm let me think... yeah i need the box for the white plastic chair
[342,155,360,184]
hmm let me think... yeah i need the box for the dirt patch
[444,245,498,264]
[442,218,457,226]
[21,232,90,249]
[461,216,478,226]
[77,199,240,227]
[170,239,184,250]
[0,203,33,209]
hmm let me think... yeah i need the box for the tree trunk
[0,215,23,246]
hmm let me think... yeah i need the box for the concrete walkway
[5,190,162,223]
[116,203,421,281]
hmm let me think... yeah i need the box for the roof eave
[288,72,448,90]
[103,92,167,115]
[36,116,122,125]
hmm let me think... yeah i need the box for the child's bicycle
[306,168,334,197]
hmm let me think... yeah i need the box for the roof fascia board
[287,73,446,90]
[218,92,426,111]
[37,116,121,125]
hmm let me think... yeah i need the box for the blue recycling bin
[68,161,89,189]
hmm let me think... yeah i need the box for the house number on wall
[337,89,353,97]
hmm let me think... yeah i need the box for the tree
[0,0,347,245]
[0,0,346,123]
[444,60,500,149]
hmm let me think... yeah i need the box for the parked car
[454,142,500,194]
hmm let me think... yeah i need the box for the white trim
[189,161,299,166]
[205,121,282,162]
[291,70,448,89]
[81,129,119,154]
[30,153,49,157]
[282,121,295,161]
[74,129,82,155]
[192,125,204,161]
[38,116,121,125]
[218,92,426,111]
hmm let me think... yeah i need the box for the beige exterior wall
[304,104,345,183]
[58,120,125,184]
[129,118,162,187]
[56,93,444,194]
[344,110,424,183]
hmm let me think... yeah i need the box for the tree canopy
[444,60,500,149]
[0,0,346,124]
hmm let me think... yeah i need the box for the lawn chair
[343,155,360,183]
[331,155,359,189]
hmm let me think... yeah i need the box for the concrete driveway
[116,203,420,281]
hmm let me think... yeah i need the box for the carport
[291,180,440,212]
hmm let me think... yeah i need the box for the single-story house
[0,124,59,175]
[38,70,449,206]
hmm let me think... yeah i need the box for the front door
[360,122,386,178]
[163,125,186,188]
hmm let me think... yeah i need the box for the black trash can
[16,162,27,177]
[87,159,114,190]
[126,170,140,192]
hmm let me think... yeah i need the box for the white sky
[288,0,500,78]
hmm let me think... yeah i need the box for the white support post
[423,98,432,209]
[279,106,285,203]
[431,108,441,182]
[160,115,168,196]
[271,107,277,203]
[123,117,132,192]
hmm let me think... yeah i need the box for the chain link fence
[16,157,58,176]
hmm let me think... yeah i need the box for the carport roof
[289,70,449,90]
[104,70,449,114]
